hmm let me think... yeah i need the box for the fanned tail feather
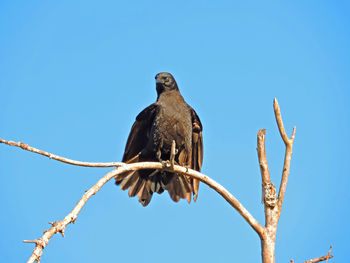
[115,151,194,206]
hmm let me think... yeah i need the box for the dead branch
[24,167,118,263]
[256,98,296,263]
[325,245,333,263]
[304,254,333,263]
[22,161,264,262]
[1,144,263,263]
[0,138,265,244]
[273,98,296,210]
[290,245,333,263]
[0,138,122,167]
[257,129,277,209]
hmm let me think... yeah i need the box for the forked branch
[290,245,333,263]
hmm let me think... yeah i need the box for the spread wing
[122,103,158,162]
[116,103,159,206]
[189,106,203,201]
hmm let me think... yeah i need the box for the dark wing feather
[115,103,158,193]
[122,103,158,162]
[189,106,203,201]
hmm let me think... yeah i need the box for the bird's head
[155,72,179,95]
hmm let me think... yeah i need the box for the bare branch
[325,245,333,263]
[304,254,333,263]
[272,99,296,210]
[1,137,263,242]
[24,161,265,262]
[176,164,265,238]
[273,98,295,146]
[257,129,271,185]
[257,99,297,263]
[257,129,277,209]
[291,246,333,263]
[25,167,119,263]
[0,138,122,167]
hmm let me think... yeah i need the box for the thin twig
[0,138,122,167]
[325,245,333,263]
[273,98,292,145]
[291,252,334,263]
[304,254,333,263]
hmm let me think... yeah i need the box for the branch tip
[23,240,38,244]
[258,129,266,136]
[325,245,333,263]
[0,138,122,167]
[291,126,296,141]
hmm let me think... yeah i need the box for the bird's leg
[158,148,170,168]
[169,140,176,170]
[156,148,162,162]
[160,141,178,170]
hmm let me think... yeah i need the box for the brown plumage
[115,72,203,206]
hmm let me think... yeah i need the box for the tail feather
[128,177,143,197]
[176,176,187,199]
[179,175,192,203]
[119,171,137,190]
[116,155,194,206]
[151,173,163,193]
[168,186,180,202]
[138,180,152,207]
[193,179,200,201]
[166,174,192,203]
[137,180,146,199]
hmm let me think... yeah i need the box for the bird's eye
[165,77,169,81]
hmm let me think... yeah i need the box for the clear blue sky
[1,1,349,262]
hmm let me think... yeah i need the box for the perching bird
[115,72,203,206]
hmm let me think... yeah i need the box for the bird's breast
[152,102,192,154]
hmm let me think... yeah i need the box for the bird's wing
[189,106,203,201]
[122,103,159,162]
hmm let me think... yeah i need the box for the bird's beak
[156,78,163,84]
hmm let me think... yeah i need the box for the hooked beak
[156,77,163,84]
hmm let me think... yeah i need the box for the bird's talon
[162,160,171,168]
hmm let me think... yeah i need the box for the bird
[115,72,203,206]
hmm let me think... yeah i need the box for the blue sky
[1,1,349,262]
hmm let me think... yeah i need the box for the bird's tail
[115,154,193,206]
[165,173,192,203]
[115,153,153,206]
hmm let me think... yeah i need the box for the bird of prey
[115,72,203,206]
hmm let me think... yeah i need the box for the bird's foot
[162,160,172,169]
